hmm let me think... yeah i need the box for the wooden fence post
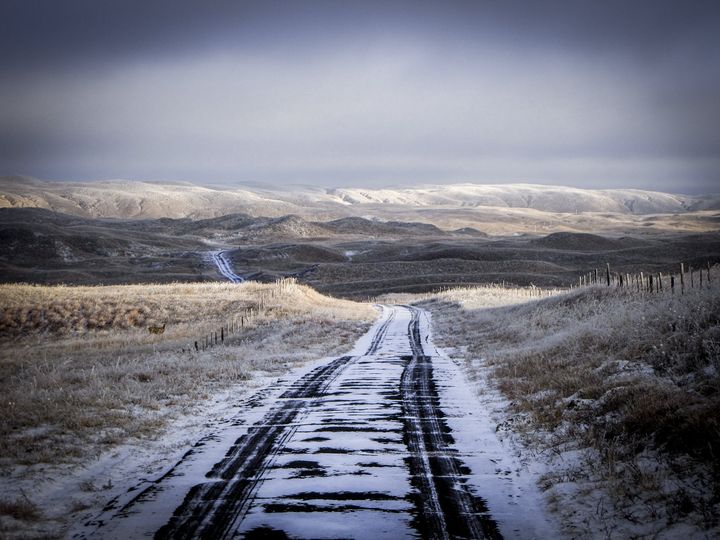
[670,275,675,294]
[194,341,199,352]
[690,265,694,288]
[680,263,685,294]
[606,263,611,286]
[221,327,224,343]
[658,273,663,292]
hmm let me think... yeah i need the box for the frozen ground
[68,305,560,539]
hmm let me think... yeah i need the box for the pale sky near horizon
[1,1,719,194]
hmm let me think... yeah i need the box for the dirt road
[76,306,555,539]
[211,250,245,283]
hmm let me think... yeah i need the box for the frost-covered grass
[376,283,560,307]
[418,281,720,538]
[0,279,375,535]
[0,279,369,338]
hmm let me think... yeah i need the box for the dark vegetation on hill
[1,208,719,297]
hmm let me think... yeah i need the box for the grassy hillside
[419,280,720,538]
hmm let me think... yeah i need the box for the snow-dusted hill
[325,184,713,214]
[1,176,717,221]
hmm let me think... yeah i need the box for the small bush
[0,496,41,521]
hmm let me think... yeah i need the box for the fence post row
[162,268,716,356]
[577,261,713,296]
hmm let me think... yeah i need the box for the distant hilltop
[1,176,718,221]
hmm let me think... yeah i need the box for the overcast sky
[1,0,719,193]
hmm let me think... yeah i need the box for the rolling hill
[2,176,718,222]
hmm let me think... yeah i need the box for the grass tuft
[0,496,41,522]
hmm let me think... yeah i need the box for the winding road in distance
[211,250,245,283]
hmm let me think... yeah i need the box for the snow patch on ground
[2,379,268,538]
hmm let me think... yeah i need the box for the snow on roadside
[417,309,564,539]
[5,308,388,539]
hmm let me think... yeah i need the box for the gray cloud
[1,1,719,193]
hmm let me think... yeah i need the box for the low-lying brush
[0,496,41,522]
[419,281,720,537]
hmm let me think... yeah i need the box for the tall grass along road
[417,281,720,538]
[74,305,556,539]
[0,281,375,538]
[211,250,244,282]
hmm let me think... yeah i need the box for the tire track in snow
[76,305,507,539]
[155,308,400,539]
[211,250,244,283]
[365,304,395,355]
[155,353,357,539]
[401,306,502,540]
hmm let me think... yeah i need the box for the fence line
[153,265,716,355]
[175,277,298,355]
[576,261,714,295]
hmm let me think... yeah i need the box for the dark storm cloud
[3,1,718,66]
[1,1,719,192]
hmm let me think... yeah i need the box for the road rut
[77,306,508,539]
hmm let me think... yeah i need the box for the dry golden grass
[376,282,561,307]
[0,280,375,470]
[417,280,720,536]
[0,279,368,338]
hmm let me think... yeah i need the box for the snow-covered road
[211,250,244,283]
[75,306,557,539]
